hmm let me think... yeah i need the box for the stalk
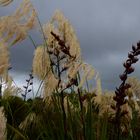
[113,42,140,139]
[77,73,86,140]
[77,88,86,140]
[56,54,67,140]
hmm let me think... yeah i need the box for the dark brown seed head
[137,41,140,49]
[128,53,134,59]
[119,74,127,81]
[131,57,139,63]
[123,61,131,68]
[132,45,136,52]
[127,67,134,74]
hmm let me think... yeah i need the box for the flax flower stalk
[113,42,140,139]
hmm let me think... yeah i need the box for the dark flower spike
[22,71,34,101]
[113,41,140,134]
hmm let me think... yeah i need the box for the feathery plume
[0,0,13,6]
[43,72,58,97]
[66,62,94,88]
[78,63,94,88]
[95,72,102,96]
[19,112,37,130]
[94,92,115,116]
[0,40,9,76]
[43,10,81,60]
[0,107,7,140]
[32,46,51,80]
[0,0,37,45]
[127,77,140,99]
[3,79,22,99]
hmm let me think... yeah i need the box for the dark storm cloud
[1,0,140,90]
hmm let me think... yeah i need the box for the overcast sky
[1,0,140,90]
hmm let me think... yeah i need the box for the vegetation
[0,0,140,139]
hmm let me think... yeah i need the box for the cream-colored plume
[2,75,22,99]
[32,45,51,80]
[127,77,140,99]
[0,0,37,45]
[43,72,58,97]
[66,62,94,88]
[43,10,81,60]
[0,107,7,140]
[0,40,9,76]
[0,0,13,6]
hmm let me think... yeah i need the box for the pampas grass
[1,1,140,140]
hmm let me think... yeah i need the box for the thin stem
[56,53,67,140]
[77,88,86,140]
[28,35,37,49]
[86,78,89,93]
[35,67,51,97]
[0,78,2,99]
[76,72,86,140]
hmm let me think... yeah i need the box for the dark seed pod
[113,96,119,102]
[137,42,140,49]
[131,57,139,63]
[127,67,134,74]
[132,45,136,52]
[23,86,27,89]
[128,53,134,59]
[123,61,131,68]
[119,74,127,81]
[120,110,128,117]
[29,74,34,79]
[28,89,32,92]
[111,105,116,110]
[30,82,33,85]
[115,90,120,96]
[8,66,12,70]
[26,79,30,82]
[21,94,26,97]
[135,50,140,55]
[124,83,131,89]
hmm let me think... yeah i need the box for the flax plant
[113,42,140,139]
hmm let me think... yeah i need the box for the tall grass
[0,0,140,140]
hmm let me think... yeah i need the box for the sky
[1,0,140,91]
